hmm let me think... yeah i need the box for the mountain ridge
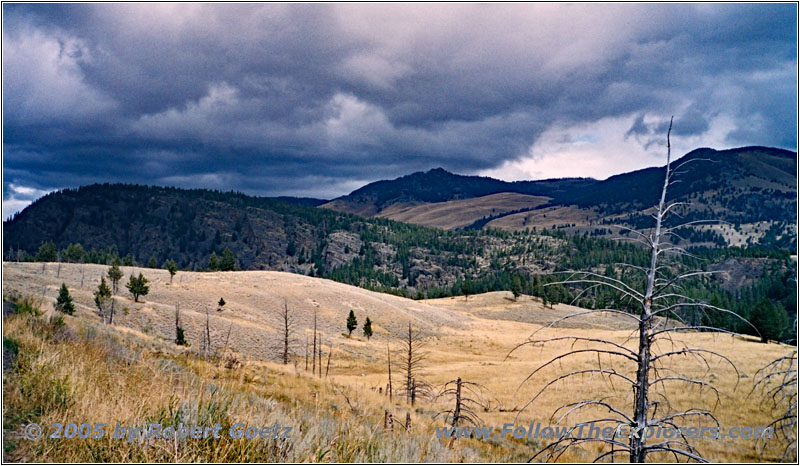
[322,146,796,240]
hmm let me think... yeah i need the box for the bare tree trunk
[282,301,290,364]
[305,335,309,371]
[325,345,332,378]
[387,344,393,402]
[222,322,232,357]
[312,311,317,375]
[406,323,413,403]
[109,298,115,325]
[384,410,393,431]
[318,332,323,378]
[453,377,462,427]
[205,309,212,356]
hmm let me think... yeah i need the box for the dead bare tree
[201,308,212,356]
[511,118,755,463]
[387,343,393,402]
[277,300,297,364]
[396,322,432,404]
[752,349,797,462]
[221,322,233,357]
[434,377,493,427]
[318,331,324,377]
[325,345,332,377]
[305,335,309,371]
[312,309,318,375]
[434,377,494,447]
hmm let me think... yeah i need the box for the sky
[2,3,797,216]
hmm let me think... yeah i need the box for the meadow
[2,262,793,462]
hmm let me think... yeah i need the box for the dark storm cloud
[2,3,797,214]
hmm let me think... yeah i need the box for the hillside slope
[3,262,791,463]
[323,146,797,243]
[3,262,640,361]
[375,193,551,230]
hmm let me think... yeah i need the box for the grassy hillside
[375,193,551,230]
[3,267,794,462]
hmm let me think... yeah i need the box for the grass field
[2,262,794,462]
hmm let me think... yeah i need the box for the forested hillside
[3,182,796,342]
[324,146,797,248]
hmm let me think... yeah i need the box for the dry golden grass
[486,204,599,231]
[376,193,550,230]
[3,262,794,462]
[2,262,471,361]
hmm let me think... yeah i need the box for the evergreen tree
[64,243,85,263]
[54,283,75,315]
[175,327,186,345]
[217,297,226,312]
[347,310,358,336]
[147,257,158,268]
[165,259,177,284]
[511,275,522,301]
[362,316,373,340]
[122,253,134,266]
[208,252,219,271]
[35,240,57,262]
[94,277,112,323]
[461,279,473,301]
[107,262,123,294]
[220,248,237,271]
[750,299,789,343]
[126,273,149,303]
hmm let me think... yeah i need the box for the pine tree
[94,277,112,323]
[165,259,177,284]
[750,299,789,343]
[126,273,149,303]
[147,257,158,268]
[54,283,75,315]
[64,243,85,263]
[461,280,473,302]
[217,297,226,312]
[174,305,187,346]
[511,275,522,301]
[362,316,373,341]
[208,252,219,271]
[175,326,187,346]
[220,248,237,271]
[347,310,358,337]
[107,262,123,294]
[35,240,57,262]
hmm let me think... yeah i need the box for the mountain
[3,178,796,340]
[273,196,329,207]
[322,146,797,247]
[2,184,346,272]
[320,168,593,216]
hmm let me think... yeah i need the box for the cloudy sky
[3,3,797,216]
